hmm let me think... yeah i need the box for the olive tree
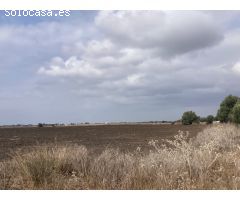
[206,115,214,124]
[232,102,240,124]
[216,95,239,123]
[181,111,199,125]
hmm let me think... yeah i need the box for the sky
[0,10,240,124]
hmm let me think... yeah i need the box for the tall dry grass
[1,124,240,189]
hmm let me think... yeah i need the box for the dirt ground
[0,124,206,160]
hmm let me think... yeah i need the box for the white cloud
[232,62,240,74]
[38,56,103,78]
[37,11,240,107]
[38,11,225,86]
[84,39,116,57]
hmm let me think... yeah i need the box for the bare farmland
[0,124,205,160]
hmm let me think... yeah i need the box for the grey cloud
[95,11,224,58]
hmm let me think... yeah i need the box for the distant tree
[206,115,214,124]
[232,102,240,124]
[199,117,207,123]
[181,111,199,125]
[38,123,43,128]
[216,95,239,123]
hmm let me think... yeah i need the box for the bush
[200,117,207,123]
[232,102,240,124]
[181,111,199,125]
[217,95,239,123]
[38,123,43,128]
[206,115,214,124]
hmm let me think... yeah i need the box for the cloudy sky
[0,10,240,124]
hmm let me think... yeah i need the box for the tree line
[181,95,240,125]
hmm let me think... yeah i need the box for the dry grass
[1,124,240,189]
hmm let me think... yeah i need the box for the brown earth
[0,124,206,160]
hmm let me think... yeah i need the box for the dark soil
[0,124,206,160]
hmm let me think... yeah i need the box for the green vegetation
[181,111,199,125]
[217,95,239,123]
[181,94,240,125]
[232,101,240,124]
[199,117,207,123]
[206,115,214,124]
[38,123,43,128]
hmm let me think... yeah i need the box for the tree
[206,115,214,124]
[216,95,239,122]
[38,123,43,128]
[232,101,240,124]
[199,117,207,123]
[181,111,199,125]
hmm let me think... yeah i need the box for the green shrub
[217,95,239,122]
[206,115,214,124]
[181,111,199,125]
[232,102,240,124]
[200,117,207,123]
